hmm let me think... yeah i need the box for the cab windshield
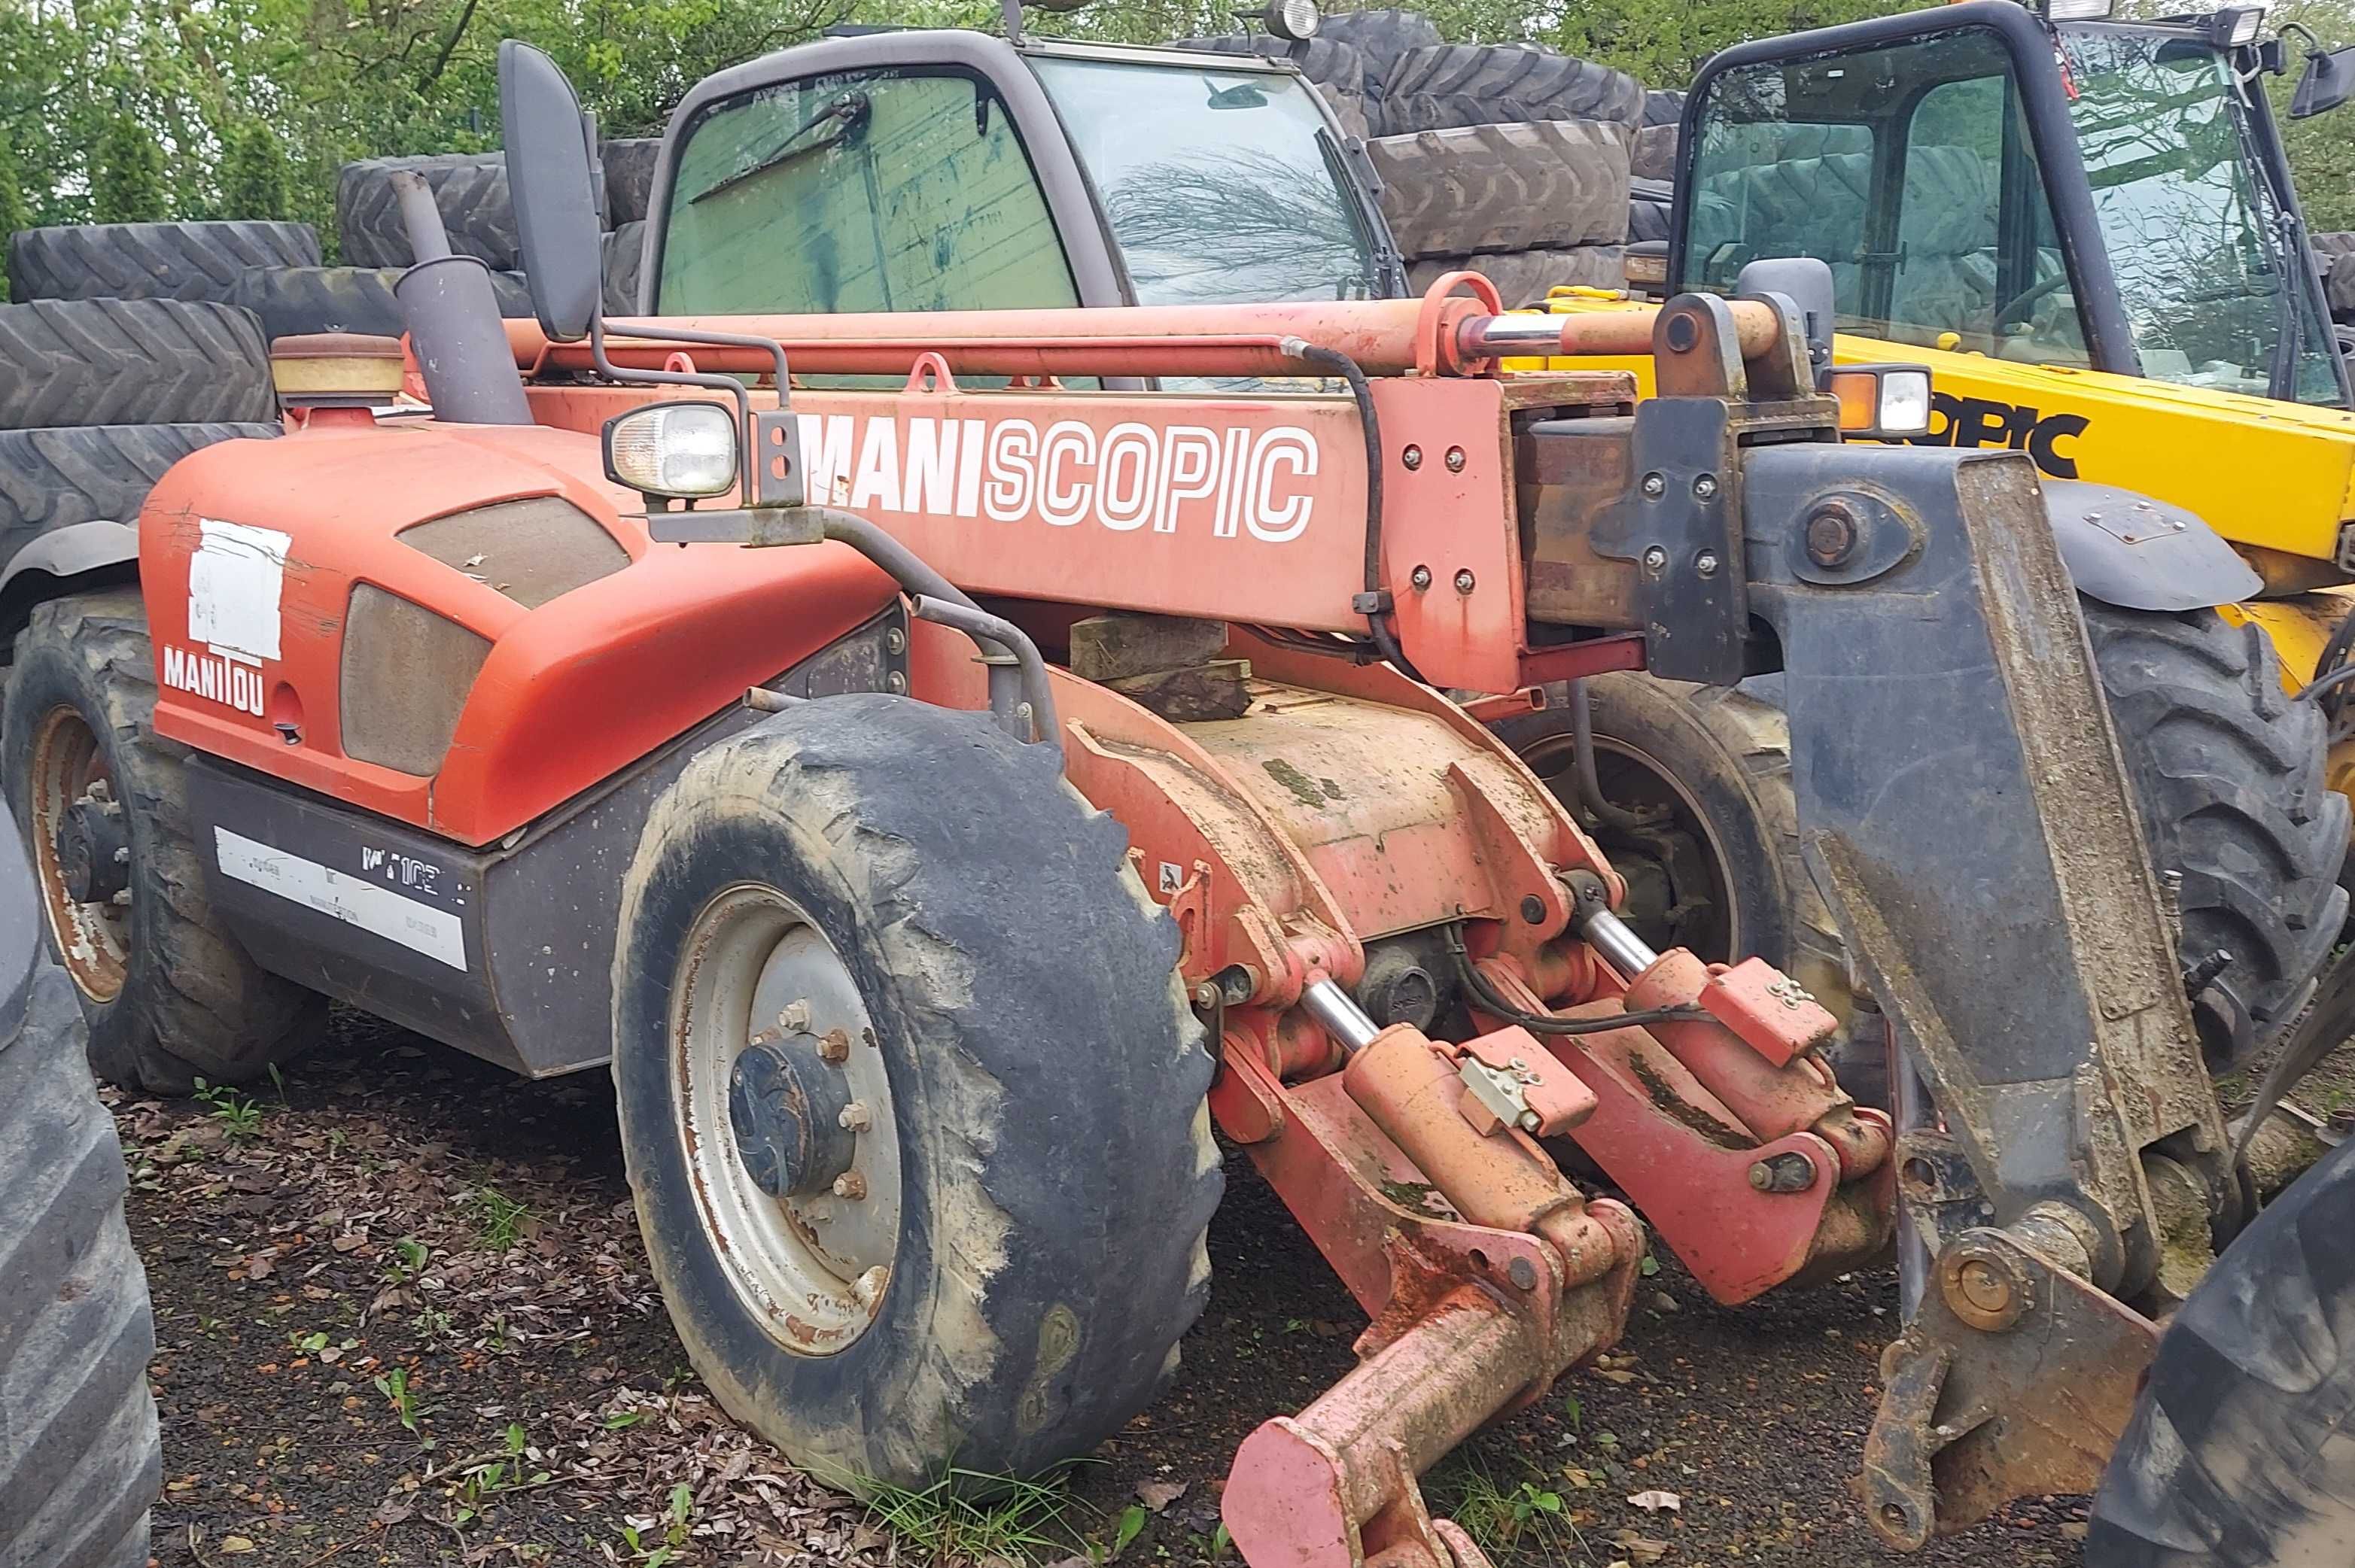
[1029,53,1383,306]
[1681,21,2343,404]
[2059,24,2340,403]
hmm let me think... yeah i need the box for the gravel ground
[120,1007,2083,1568]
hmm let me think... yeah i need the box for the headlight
[603,400,740,500]
[1264,0,1320,41]
[2046,0,2116,18]
[1827,364,1934,439]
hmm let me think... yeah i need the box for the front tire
[612,694,1219,1488]
[2086,1135,2355,1564]
[2,590,319,1092]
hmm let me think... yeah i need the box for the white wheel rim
[671,883,902,1355]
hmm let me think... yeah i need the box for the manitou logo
[161,644,266,717]
[797,413,1322,543]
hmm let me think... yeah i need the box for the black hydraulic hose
[1568,679,1648,833]
[1285,338,1428,684]
[1443,922,1708,1036]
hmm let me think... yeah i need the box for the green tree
[0,134,26,301]
[90,115,168,223]
[221,119,291,220]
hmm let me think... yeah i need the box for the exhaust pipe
[391,171,532,425]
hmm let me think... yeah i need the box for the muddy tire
[1,943,160,1568]
[0,424,281,542]
[336,153,525,269]
[1492,674,1848,1013]
[224,264,533,342]
[2086,1133,2355,1565]
[603,223,647,316]
[2084,603,2347,1068]
[601,138,662,226]
[2,590,320,1093]
[0,300,273,430]
[1404,245,1626,306]
[1171,34,1368,94]
[1642,88,1684,126]
[1317,9,1443,98]
[1383,43,1645,133]
[5,221,320,305]
[612,694,1219,1489]
[1369,120,1630,257]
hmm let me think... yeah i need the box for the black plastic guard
[1738,443,2226,1291]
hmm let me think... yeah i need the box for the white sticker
[1157,861,1185,895]
[187,518,291,663]
[213,827,466,971]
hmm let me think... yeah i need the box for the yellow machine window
[1686,27,2087,366]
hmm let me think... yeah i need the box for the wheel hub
[54,784,129,906]
[727,1032,857,1198]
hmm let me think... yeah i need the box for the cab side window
[657,70,1082,317]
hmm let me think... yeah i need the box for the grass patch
[1425,1450,1587,1563]
[862,1469,1094,1565]
[473,1185,532,1250]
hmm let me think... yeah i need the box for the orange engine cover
[139,416,896,846]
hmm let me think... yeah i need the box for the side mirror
[499,40,604,341]
[2293,43,2355,117]
[1736,255,1836,381]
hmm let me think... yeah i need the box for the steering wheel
[1991,269,2074,333]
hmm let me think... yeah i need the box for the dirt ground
[122,1008,2084,1568]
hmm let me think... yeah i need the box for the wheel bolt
[817,1027,851,1064]
[1642,545,1668,573]
[854,1264,890,1308]
[1693,473,1719,500]
[1401,445,1422,470]
[838,1101,874,1132]
[777,1000,811,1033]
[832,1171,868,1200]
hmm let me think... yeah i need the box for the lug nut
[1695,551,1720,578]
[817,1027,852,1064]
[1444,446,1465,473]
[884,626,907,654]
[832,1171,868,1200]
[838,1101,874,1132]
[778,1001,811,1033]
[887,670,908,692]
[854,1264,891,1308]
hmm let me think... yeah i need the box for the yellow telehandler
[1511,0,2355,1079]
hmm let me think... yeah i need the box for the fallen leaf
[1614,1532,1670,1563]
[1628,1489,1681,1512]
[221,1537,257,1554]
[1136,1480,1188,1512]
[1594,1367,1637,1384]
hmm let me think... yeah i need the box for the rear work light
[1827,364,1934,440]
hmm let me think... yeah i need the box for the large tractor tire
[1382,43,1645,134]
[5,221,320,305]
[1368,120,1630,258]
[2086,1132,2355,1564]
[0,301,274,430]
[336,153,525,270]
[612,694,1219,1489]
[0,424,282,558]
[2,591,320,1093]
[0,812,160,1568]
[1316,8,1443,99]
[601,138,662,227]
[1495,603,2344,1079]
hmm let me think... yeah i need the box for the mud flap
[1733,442,2231,1544]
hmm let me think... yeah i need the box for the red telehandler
[5,30,2347,1567]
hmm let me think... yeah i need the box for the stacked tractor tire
[2,141,658,357]
[1176,13,1674,307]
[2315,231,2355,342]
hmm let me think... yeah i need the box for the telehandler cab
[10,23,2352,1568]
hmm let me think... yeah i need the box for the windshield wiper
[689,92,872,205]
